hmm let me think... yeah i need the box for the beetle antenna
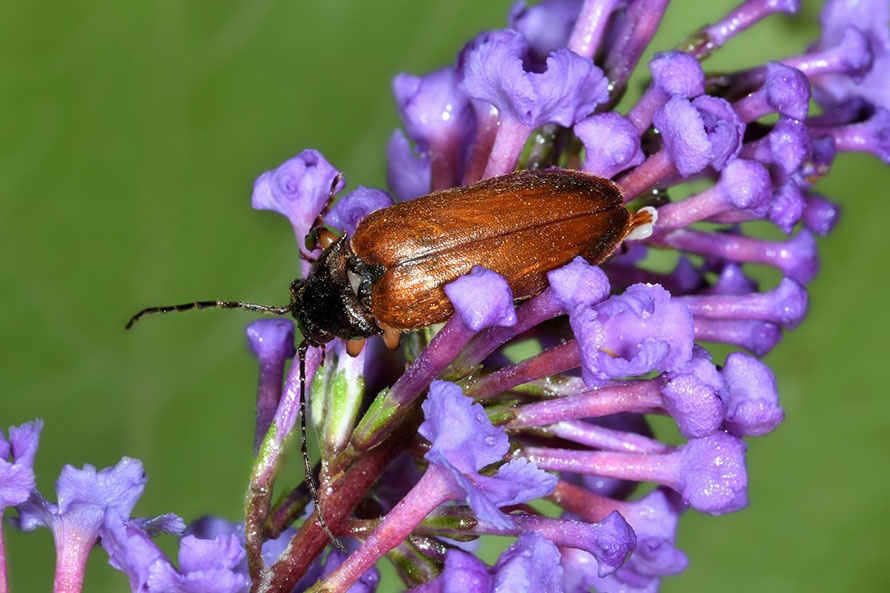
[298,339,347,552]
[125,301,291,330]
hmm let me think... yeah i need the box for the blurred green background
[2,0,888,591]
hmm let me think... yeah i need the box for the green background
[2,0,888,591]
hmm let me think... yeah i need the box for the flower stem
[310,467,453,593]
[0,528,7,593]
[464,340,581,400]
[256,414,420,593]
[53,532,91,593]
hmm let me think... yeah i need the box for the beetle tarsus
[378,322,401,351]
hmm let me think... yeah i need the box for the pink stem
[313,467,453,593]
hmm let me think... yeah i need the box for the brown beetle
[127,169,653,348]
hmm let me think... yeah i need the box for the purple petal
[437,549,490,593]
[717,158,772,213]
[546,257,611,311]
[621,488,687,577]
[56,457,146,521]
[474,458,557,509]
[0,419,41,509]
[721,352,784,436]
[8,419,42,469]
[462,32,608,128]
[802,193,842,236]
[148,535,248,593]
[509,0,583,62]
[387,129,431,201]
[691,95,745,171]
[649,51,704,97]
[820,0,890,51]
[177,534,245,574]
[678,431,748,515]
[576,112,646,177]
[653,96,711,176]
[421,383,553,529]
[769,117,812,175]
[101,515,170,591]
[529,48,610,126]
[769,181,806,234]
[661,348,728,439]
[419,381,509,473]
[393,67,473,148]
[704,263,758,296]
[326,186,394,236]
[251,149,344,245]
[492,532,563,593]
[445,267,517,331]
[764,62,811,120]
[246,319,295,362]
[585,511,637,577]
[132,513,186,537]
[573,284,695,387]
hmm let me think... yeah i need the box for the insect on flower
[125,167,656,549]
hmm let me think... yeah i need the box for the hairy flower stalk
[3,1,887,592]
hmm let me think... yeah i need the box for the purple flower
[509,0,582,62]
[656,158,773,231]
[326,186,394,236]
[247,319,295,454]
[571,284,695,387]
[527,429,748,515]
[546,256,612,311]
[17,457,148,591]
[734,62,811,122]
[414,533,563,593]
[650,94,745,178]
[387,129,431,201]
[102,514,248,593]
[0,419,41,510]
[420,381,556,529]
[802,193,842,236]
[460,29,609,176]
[626,51,705,133]
[661,347,728,439]
[576,112,646,178]
[721,352,784,436]
[393,68,473,152]
[445,267,517,331]
[814,0,890,111]
[393,67,474,190]
[251,150,345,274]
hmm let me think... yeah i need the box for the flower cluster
[2,0,888,592]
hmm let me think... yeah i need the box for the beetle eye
[347,269,363,296]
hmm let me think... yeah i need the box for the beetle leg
[625,206,658,241]
[305,227,339,251]
[378,321,401,350]
[297,340,346,552]
[346,338,365,357]
[304,173,343,251]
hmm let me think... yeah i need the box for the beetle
[125,167,655,549]
[128,168,654,351]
